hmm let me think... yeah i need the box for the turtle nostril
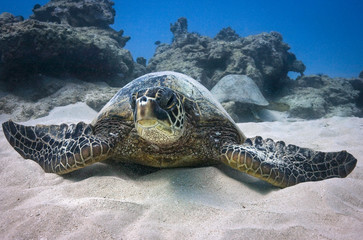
[140,96,147,102]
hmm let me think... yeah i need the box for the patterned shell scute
[93,71,237,125]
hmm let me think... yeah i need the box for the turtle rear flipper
[2,120,113,174]
[221,136,357,188]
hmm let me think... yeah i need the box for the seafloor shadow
[216,164,278,194]
[63,160,276,194]
[63,160,160,181]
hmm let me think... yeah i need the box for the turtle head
[131,87,185,145]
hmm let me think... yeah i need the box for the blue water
[1,0,362,78]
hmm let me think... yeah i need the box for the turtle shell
[92,71,245,141]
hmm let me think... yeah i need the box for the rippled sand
[0,103,362,239]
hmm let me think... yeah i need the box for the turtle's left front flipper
[220,136,357,188]
[2,120,114,174]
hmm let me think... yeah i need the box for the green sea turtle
[2,71,357,188]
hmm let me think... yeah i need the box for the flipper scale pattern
[221,136,357,187]
[2,120,113,174]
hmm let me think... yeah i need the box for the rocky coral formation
[1,7,361,122]
[136,57,147,67]
[148,18,306,94]
[278,75,362,119]
[0,12,24,25]
[0,20,134,83]
[31,0,116,28]
[0,0,145,86]
[147,18,362,120]
[349,77,363,108]
[170,17,188,38]
[0,76,118,121]
[214,27,240,41]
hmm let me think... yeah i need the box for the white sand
[0,103,362,239]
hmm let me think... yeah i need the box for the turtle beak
[133,93,185,145]
[135,96,169,127]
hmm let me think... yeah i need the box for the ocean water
[1,0,362,121]
[0,2,362,240]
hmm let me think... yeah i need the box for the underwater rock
[153,43,171,55]
[30,0,116,28]
[211,75,269,122]
[128,62,148,82]
[148,18,305,94]
[279,75,361,119]
[170,17,188,38]
[0,12,24,25]
[211,75,268,106]
[348,78,363,109]
[0,19,135,83]
[0,76,119,121]
[214,27,240,41]
[136,57,147,67]
[359,70,363,79]
[0,0,141,84]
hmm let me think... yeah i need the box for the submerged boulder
[0,19,134,84]
[30,0,116,28]
[0,0,146,86]
[211,75,269,122]
[211,75,268,106]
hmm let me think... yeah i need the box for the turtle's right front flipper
[2,120,114,174]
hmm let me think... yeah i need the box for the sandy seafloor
[0,102,362,239]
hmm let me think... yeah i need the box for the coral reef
[0,76,118,121]
[278,75,362,119]
[0,6,361,121]
[31,0,116,28]
[0,20,134,83]
[0,0,146,85]
[214,27,240,42]
[0,12,24,24]
[148,17,306,94]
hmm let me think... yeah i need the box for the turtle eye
[166,94,175,108]
[160,93,176,109]
[157,88,176,109]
